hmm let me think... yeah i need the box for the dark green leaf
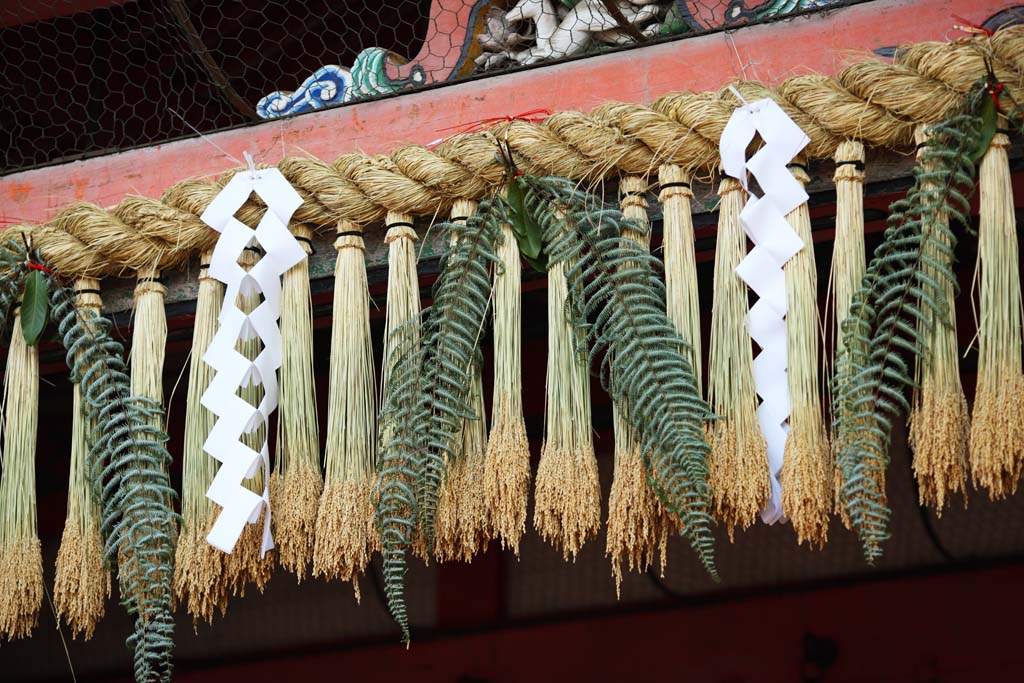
[969,93,997,163]
[506,178,544,260]
[20,269,48,346]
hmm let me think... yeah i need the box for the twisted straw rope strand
[12,29,1023,278]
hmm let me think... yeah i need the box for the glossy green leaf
[20,269,48,346]
[969,93,998,162]
[506,178,545,263]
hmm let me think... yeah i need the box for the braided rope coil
[10,28,1024,279]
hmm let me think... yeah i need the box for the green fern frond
[48,278,178,682]
[521,176,718,576]
[0,238,28,335]
[833,84,985,562]
[374,197,507,642]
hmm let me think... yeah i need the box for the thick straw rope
[11,30,1023,278]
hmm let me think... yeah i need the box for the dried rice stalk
[484,194,531,556]
[314,220,377,600]
[830,141,867,527]
[174,250,227,624]
[224,248,275,599]
[908,126,969,511]
[435,200,490,563]
[707,176,768,538]
[55,280,110,639]
[534,243,600,561]
[272,224,322,581]
[659,164,702,392]
[607,176,672,593]
[970,131,1024,500]
[130,265,167,409]
[780,162,832,548]
[0,311,43,640]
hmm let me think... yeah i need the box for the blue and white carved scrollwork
[256,65,353,119]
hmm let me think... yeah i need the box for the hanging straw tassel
[534,210,600,561]
[313,220,377,600]
[830,141,867,526]
[907,126,970,511]
[435,200,491,563]
[0,308,43,640]
[130,265,167,408]
[272,224,323,581]
[55,279,111,639]
[780,160,832,547]
[483,192,531,556]
[379,210,425,558]
[606,176,672,593]
[659,164,702,392]
[971,131,1024,500]
[174,250,228,624]
[225,247,275,598]
[707,176,769,538]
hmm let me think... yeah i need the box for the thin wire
[167,108,245,167]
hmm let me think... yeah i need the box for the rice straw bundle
[379,210,424,558]
[780,161,832,548]
[907,126,969,512]
[174,249,228,624]
[434,201,491,563]
[313,220,377,600]
[0,309,43,640]
[970,131,1024,500]
[534,213,600,561]
[830,141,867,525]
[707,176,769,538]
[130,265,167,408]
[272,224,322,581]
[483,190,531,556]
[659,164,702,392]
[55,279,111,639]
[606,176,672,592]
[224,247,275,599]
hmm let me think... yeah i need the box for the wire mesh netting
[1,0,857,174]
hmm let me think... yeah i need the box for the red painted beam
[0,0,1009,225]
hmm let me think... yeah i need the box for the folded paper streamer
[720,97,810,523]
[199,157,307,555]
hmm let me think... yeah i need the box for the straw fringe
[174,251,228,624]
[19,28,1024,278]
[534,258,600,560]
[970,132,1024,499]
[314,221,377,592]
[55,280,110,640]
[273,225,322,581]
[780,164,832,548]
[707,177,769,537]
[0,314,42,640]
[830,142,867,526]
[484,215,531,555]
[907,126,969,512]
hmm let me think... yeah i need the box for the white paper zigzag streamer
[199,161,307,555]
[719,97,810,524]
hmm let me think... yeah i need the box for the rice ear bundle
[0,309,43,640]
[313,220,377,601]
[174,250,228,624]
[224,247,275,599]
[606,176,673,593]
[54,279,111,640]
[707,176,769,538]
[534,213,600,561]
[483,189,531,556]
[908,126,969,512]
[272,224,323,581]
[780,161,832,548]
[830,141,867,526]
[379,210,426,559]
[434,200,491,563]
[970,131,1024,500]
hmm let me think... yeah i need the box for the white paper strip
[719,97,809,524]
[199,161,306,556]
